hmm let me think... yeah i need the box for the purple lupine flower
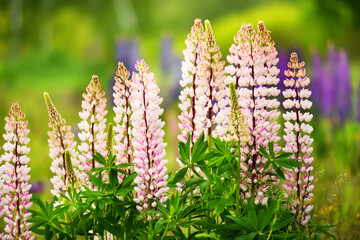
[322,45,339,118]
[44,93,79,196]
[78,75,108,186]
[277,50,291,104]
[337,50,352,123]
[29,181,45,194]
[282,52,314,225]
[226,22,281,205]
[309,49,324,114]
[160,36,183,107]
[0,103,33,239]
[131,60,169,218]
[115,39,139,76]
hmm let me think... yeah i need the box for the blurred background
[0,0,359,238]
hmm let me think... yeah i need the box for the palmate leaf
[191,133,208,163]
[170,167,188,185]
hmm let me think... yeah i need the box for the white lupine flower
[0,103,34,239]
[282,52,314,225]
[44,93,79,196]
[226,21,281,205]
[77,75,108,186]
[131,60,168,218]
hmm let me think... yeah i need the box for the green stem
[149,220,153,240]
[78,207,88,240]
[266,200,279,240]
[161,222,170,240]
[236,142,241,217]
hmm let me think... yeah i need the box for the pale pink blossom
[44,93,79,196]
[113,62,132,174]
[282,52,314,225]
[226,22,281,204]
[131,60,169,217]
[77,75,108,186]
[0,103,33,239]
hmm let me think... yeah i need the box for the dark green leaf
[274,165,285,180]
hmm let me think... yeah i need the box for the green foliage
[28,137,335,239]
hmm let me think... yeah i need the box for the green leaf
[268,142,275,159]
[258,145,270,159]
[215,200,226,216]
[192,134,208,163]
[271,233,298,238]
[236,232,257,240]
[275,152,293,159]
[260,200,277,231]
[274,158,301,169]
[93,152,107,166]
[274,165,285,180]
[178,141,190,165]
[171,167,188,185]
[272,217,293,231]
[116,187,134,196]
[247,201,258,230]
[225,215,255,232]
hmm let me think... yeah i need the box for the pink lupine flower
[44,93,79,196]
[0,103,33,239]
[226,22,281,205]
[282,52,314,225]
[178,18,206,147]
[78,75,108,184]
[197,20,227,140]
[131,60,169,218]
[177,19,207,193]
[113,62,132,170]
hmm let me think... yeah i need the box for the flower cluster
[225,22,281,204]
[282,52,314,225]
[197,20,227,140]
[113,62,133,170]
[0,103,33,239]
[44,93,79,195]
[78,75,108,185]
[178,18,206,146]
[131,60,169,216]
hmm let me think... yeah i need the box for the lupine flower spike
[64,150,79,190]
[198,20,227,140]
[226,22,281,205]
[44,93,79,195]
[282,52,314,225]
[131,60,169,219]
[0,103,33,239]
[78,75,108,185]
[227,82,250,143]
[177,19,206,193]
[178,18,206,148]
[113,62,133,172]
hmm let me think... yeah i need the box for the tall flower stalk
[44,93,79,195]
[78,75,108,184]
[178,18,206,148]
[282,52,314,225]
[198,20,227,142]
[228,82,250,216]
[0,103,33,239]
[226,22,281,204]
[113,62,133,171]
[131,60,169,217]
